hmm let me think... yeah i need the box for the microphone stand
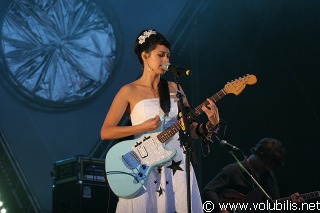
[217,138,278,212]
[173,72,193,213]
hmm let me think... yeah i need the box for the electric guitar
[105,74,257,198]
[219,188,320,204]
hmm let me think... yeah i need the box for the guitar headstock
[223,74,257,95]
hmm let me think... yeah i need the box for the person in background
[202,137,304,213]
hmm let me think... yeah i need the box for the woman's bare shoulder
[118,82,138,95]
[167,81,186,93]
[167,81,177,90]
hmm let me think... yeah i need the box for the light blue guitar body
[105,130,177,198]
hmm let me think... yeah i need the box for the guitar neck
[157,89,227,143]
[276,191,320,203]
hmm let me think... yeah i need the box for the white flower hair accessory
[138,30,157,44]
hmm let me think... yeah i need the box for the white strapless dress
[115,98,203,213]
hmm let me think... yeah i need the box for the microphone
[220,140,240,152]
[161,62,191,76]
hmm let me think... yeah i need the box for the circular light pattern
[1,0,119,108]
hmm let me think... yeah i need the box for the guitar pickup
[137,146,148,158]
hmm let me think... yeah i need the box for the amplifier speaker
[52,180,117,213]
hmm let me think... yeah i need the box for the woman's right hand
[141,115,162,132]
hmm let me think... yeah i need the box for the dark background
[0,0,319,212]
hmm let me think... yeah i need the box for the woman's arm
[100,85,161,140]
[169,82,220,140]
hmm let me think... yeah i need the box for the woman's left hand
[290,192,305,204]
[201,98,219,126]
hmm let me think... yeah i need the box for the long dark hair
[134,29,171,115]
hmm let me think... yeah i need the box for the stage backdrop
[0,0,319,212]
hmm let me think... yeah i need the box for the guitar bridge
[122,151,141,170]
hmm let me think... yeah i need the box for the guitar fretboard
[276,191,320,203]
[157,89,227,143]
